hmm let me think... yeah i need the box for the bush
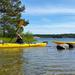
[23,32,37,43]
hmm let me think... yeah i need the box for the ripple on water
[23,47,75,75]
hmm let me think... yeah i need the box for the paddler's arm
[16,33,22,39]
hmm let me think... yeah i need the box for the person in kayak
[16,33,24,44]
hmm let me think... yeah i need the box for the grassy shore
[0,38,16,43]
[0,37,37,43]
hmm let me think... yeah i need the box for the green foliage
[0,0,28,37]
[23,32,37,43]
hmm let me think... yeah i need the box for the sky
[21,0,75,34]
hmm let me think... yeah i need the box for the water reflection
[0,48,24,75]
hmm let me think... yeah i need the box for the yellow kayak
[0,43,47,48]
[53,41,75,45]
[53,41,65,44]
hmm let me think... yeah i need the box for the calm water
[0,38,75,75]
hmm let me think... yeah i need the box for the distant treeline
[33,34,75,38]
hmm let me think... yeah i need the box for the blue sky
[21,0,75,34]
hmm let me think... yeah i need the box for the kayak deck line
[0,43,47,48]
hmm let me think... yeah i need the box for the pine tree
[0,0,29,37]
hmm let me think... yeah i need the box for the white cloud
[48,24,75,28]
[24,23,75,34]
[24,27,75,34]
[23,7,75,15]
[26,23,75,28]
